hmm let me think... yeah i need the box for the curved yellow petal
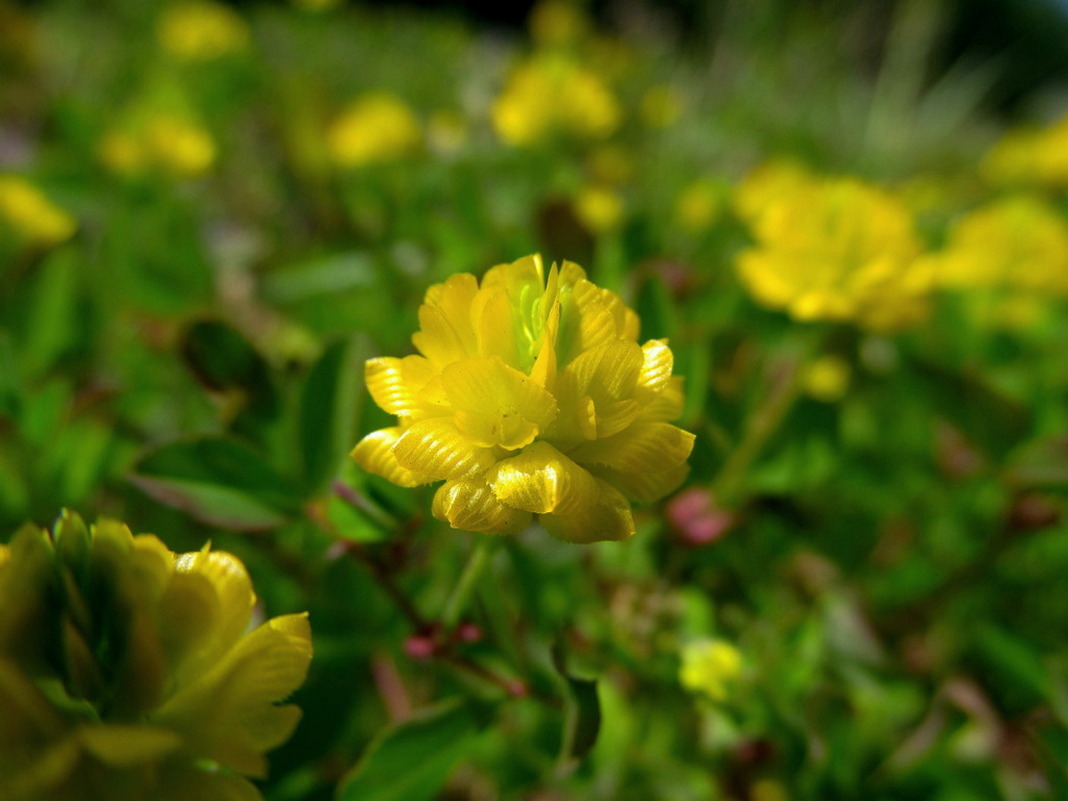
[636,339,673,395]
[487,441,598,516]
[364,356,439,419]
[432,480,532,535]
[442,357,558,447]
[639,375,685,422]
[352,427,437,486]
[539,478,635,543]
[392,418,498,480]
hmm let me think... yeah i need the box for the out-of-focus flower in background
[734,165,931,331]
[679,638,743,702]
[925,195,1068,294]
[0,510,312,801]
[0,175,76,248]
[674,179,723,235]
[157,0,250,62]
[802,354,851,403]
[327,93,422,168]
[980,114,1068,190]
[574,184,625,234]
[100,114,216,179]
[353,255,694,542]
[493,54,621,147]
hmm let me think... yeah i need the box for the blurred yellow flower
[327,93,422,168]
[734,165,930,331]
[674,179,722,234]
[0,510,312,801]
[981,115,1068,190]
[100,115,216,179]
[0,176,76,247]
[353,255,694,543]
[493,55,620,147]
[640,85,682,129]
[679,639,742,701]
[926,195,1068,294]
[574,185,624,233]
[802,355,851,402]
[157,1,249,61]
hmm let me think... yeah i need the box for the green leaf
[337,699,480,801]
[299,335,367,494]
[551,643,602,763]
[129,437,301,531]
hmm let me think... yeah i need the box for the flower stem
[442,535,496,631]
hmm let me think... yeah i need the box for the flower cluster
[353,255,694,543]
[981,114,1068,190]
[157,0,250,62]
[327,93,422,168]
[678,639,743,702]
[0,175,76,248]
[492,55,620,147]
[99,115,216,179]
[733,162,931,331]
[0,511,311,801]
[923,195,1068,295]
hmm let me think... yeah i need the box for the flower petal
[539,478,635,543]
[364,356,440,419]
[77,725,182,767]
[572,421,693,501]
[392,419,498,481]
[487,441,599,515]
[432,480,532,535]
[352,427,437,486]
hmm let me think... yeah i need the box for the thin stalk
[442,535,496,631]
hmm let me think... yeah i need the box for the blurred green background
[2,0,1068,799]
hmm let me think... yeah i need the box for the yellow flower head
[492,55,620,147]
[0,511,312,801]
[99,115,216,179]
[353,255,694,543]
[679,638,742,701]
[926,195,1068,294]
[674,179,722,234]
[327,93,422,168]
[157,1,249,61]
[574,185,625,234]
[0,176,76,247]
[981,115,1068,190]
[802,354,851,402]
[734,165,930,331]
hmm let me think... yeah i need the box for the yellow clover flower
[352,255,694,543]
[574,185,625,234]
[981,114,1068,190]
[679,638,743,702]
[492,55,620,147]
[0,175,76,247]
[327,93,422,169]
[0,511,312,801]
[99,115,216,179]
[926,195,1068,295]
[734,164,930,331]
[157,1,250,62]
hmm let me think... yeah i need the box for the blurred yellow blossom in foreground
[493,55,620,147]
[157,1,249,61]
[0,175,76,247]
[0,511,312,801]
[100,115,216,179]
[926,195,1068,294]
[734,163,930,331]
[353,255,694,542]
[679,639,743,701]
[981,114,1068,190]
[327,93,422,168]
